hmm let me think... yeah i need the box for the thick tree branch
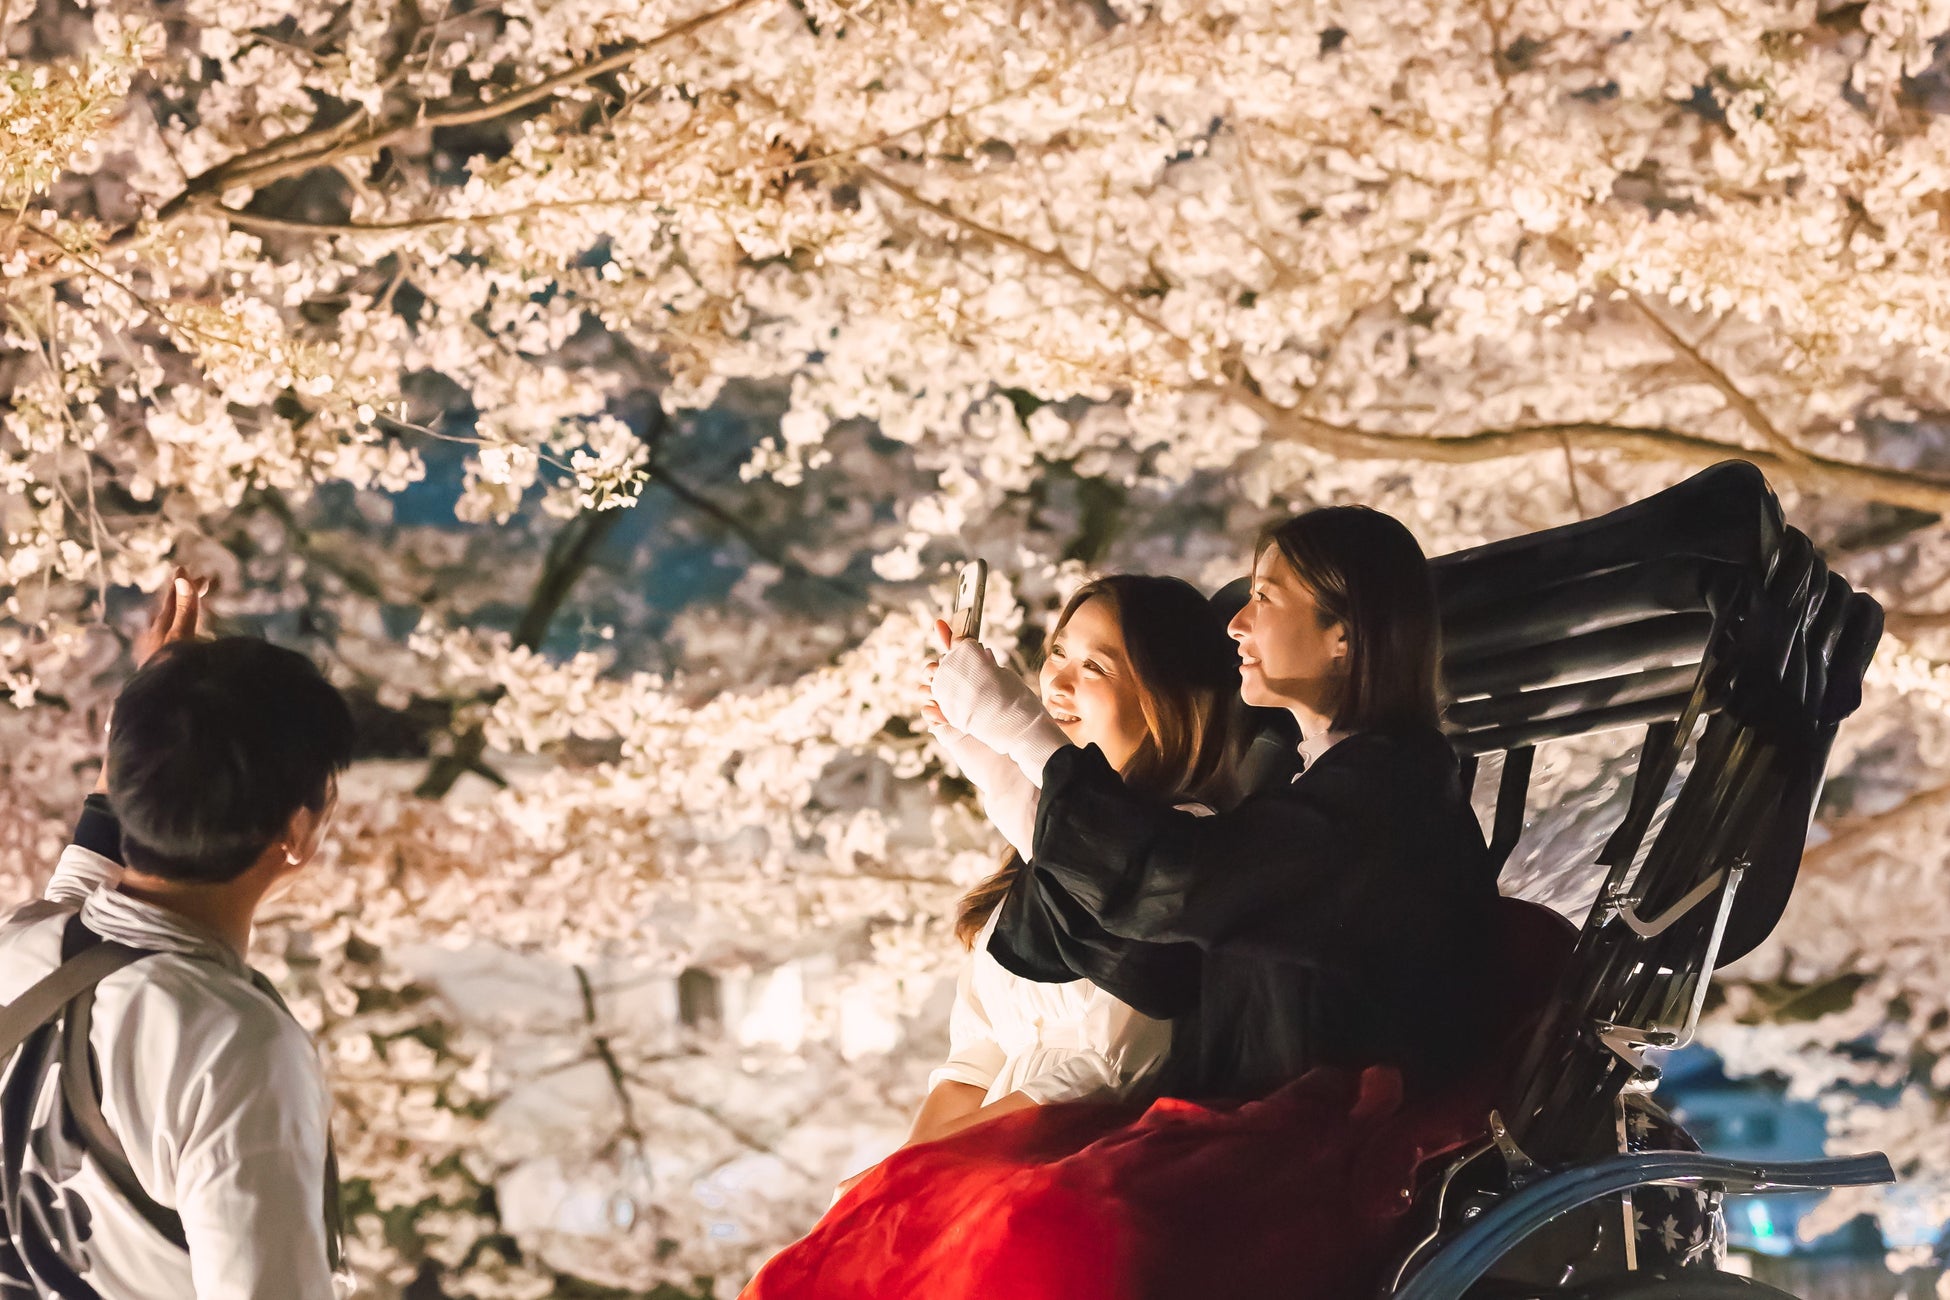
[1615,285,1811,467]
[213,107,374,186]
[141,0,767,230]
[1245,401,1950,515]
[1885,607,1950,633]
[1802,780,1950,877]
[861,160,1950,516]
[214,193,670,236]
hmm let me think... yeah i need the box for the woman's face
[1227,547,1349,726]
[1038,596,1151,773]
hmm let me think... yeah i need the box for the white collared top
[1295,728,1348,775]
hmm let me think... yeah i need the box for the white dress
[926,714,1187,1105]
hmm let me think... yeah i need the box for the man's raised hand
[133,566,209,668]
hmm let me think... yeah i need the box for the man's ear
[279,803,326,871]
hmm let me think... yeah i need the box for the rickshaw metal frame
[1370,461,1896,1298]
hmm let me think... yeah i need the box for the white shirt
[929,724,1197,1105]
[0,844,338,1300]
[929,909,1170,1104]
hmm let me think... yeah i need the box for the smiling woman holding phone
[825,573,1244,1198]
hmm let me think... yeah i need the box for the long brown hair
[954,575,1245,947]
[1259,506,1442,734]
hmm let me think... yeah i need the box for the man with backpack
[0,573,352,1298]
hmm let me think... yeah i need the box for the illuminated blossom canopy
[5,0,1950,1293]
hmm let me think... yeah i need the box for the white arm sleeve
[1014,1052,1120,1105]
[925,954,1007,1095]
[179,1147,337,1300]
[931,642,1069,780]
[935,726,1041,859]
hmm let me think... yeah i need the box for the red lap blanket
[742,1066,1492,1300]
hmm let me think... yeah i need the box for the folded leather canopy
[1440,554,1743,660]
[1429,460,1783,610]
[1445,612,1714,703]
[1434,463,1778,746]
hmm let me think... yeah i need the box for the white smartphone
[948,560,988,640]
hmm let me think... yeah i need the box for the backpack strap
[0,921,147,1062]
[44,915,188,1249]
[5,900,72,930]
[60,983,188,1248]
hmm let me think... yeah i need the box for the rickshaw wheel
[1550,1272,1803,1299]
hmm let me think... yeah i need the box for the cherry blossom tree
[7,0,1950,1292]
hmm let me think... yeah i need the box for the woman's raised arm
[932,725,1040,859]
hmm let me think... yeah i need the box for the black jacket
[988,728,1498,1101]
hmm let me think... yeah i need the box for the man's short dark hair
[106,637,355,884]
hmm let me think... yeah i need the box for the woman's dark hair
[1258,505,1442,734]
[954,575,1245,947]
[106,637,356,884]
